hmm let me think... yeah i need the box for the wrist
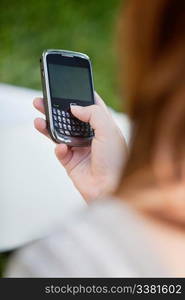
[81,176,118,202]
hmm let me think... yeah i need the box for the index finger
[33,97,45,115]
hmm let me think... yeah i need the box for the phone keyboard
[52,108,94,138]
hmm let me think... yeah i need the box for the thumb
[70,104,107,134]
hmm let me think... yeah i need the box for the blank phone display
[48,64,92,102]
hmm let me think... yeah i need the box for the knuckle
[92,104,101,114]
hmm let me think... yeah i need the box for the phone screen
[48,63,93,102]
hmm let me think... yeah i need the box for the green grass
[0,254,8,277]
[0,0,122,110]
[0,0,123,277]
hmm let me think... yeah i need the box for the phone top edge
[41,49,89,60]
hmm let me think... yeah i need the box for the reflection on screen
[48,64,92,101]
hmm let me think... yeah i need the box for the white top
[5,198,168,277]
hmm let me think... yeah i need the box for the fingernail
[70,103,78,106]
[70,104,82,110]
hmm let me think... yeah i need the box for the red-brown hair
[118,0,185,189]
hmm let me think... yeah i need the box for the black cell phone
[40,49,95,147]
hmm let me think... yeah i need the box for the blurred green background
[0,0,122,110]
[0,0,123,277]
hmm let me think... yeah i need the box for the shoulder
[5,198,164,277]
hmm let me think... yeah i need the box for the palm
[64,126,126,200]
[65,143,105,200]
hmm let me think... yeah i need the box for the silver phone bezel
[41,49,94,147]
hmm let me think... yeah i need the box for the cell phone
[40,49,95,147]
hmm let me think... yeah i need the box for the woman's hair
[118,0,185,186]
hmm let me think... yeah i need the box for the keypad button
[52,107,93,139]
[64,130,70,136]
[71,132,82,137]
[59,129,65,135]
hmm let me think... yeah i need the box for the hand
[33,93,128,201]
